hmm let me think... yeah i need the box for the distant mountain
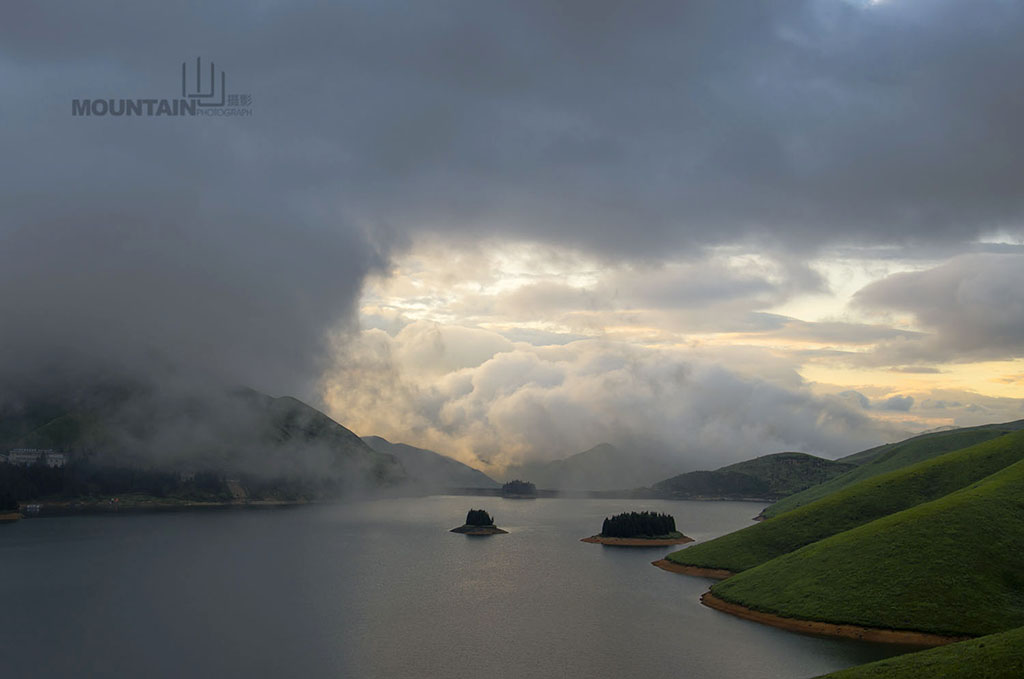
[502,443,682,491]
[361,436,499,490]
[0,385,405,493]
[647,452,854,501]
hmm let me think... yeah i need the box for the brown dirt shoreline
[582,534,694,547]
[700,592,971,646]
[651,558,735,579]
[451,524,508,535]
[0,512,23,524]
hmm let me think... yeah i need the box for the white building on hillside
[5,449,66,467]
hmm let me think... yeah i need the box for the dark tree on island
[465,508,495,526]
[451,507,507,534]
[600,511,678,538]
[502,479,537,496]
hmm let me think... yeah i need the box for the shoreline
[582,535,693,547]
[447,488,776,501]
[700,591,971,646]
[14,499,311,519]
[450,524,508,535]
[0,511,23,524]
[651,558,735,579]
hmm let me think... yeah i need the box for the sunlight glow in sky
[336,235,1024,470]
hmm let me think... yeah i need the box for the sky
[2,0,1023,474]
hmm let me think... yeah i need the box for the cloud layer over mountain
[324,321,905,471]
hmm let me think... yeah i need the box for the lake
[0,497,910,678]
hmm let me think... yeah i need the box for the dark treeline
[600,511,677,538]
[242,475,344,502]
[502,479,537,495]
[0,458,230,505]
[465,509,494,526]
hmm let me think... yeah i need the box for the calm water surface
[0,497,910,678]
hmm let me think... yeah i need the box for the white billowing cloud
[391,322,515,378]
[323,321,906,473]
[855,253,1024,364]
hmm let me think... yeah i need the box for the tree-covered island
[450,508,508,535]
[581,510,693,546]
[501,479,537,498]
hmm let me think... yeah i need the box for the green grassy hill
[763,420,1024,518]
[650,452,853,500]
[708,457,1024,637]
[665,430,1024,572]
[13,411,108,450]
[650,469,774,498]
[719,452,855,494]
[819,625,1024,678]
[832,441,901,467]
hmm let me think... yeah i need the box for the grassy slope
[819,626,1024,678]
[764,421,1024,518]
[15,412,108,450]
[666,430,1024,572]
[709,457,1024,637]
[717,452,856,495]
[834,441,900,466]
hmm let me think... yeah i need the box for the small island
[581,511,693,546]
[501,479,537,498]
[450,508,508,535]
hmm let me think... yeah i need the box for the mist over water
[0,498,908,679]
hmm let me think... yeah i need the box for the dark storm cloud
[0,210,381,398]
[7,1,1024,250]
[3,0,1024,400]
[494,257,817,321]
